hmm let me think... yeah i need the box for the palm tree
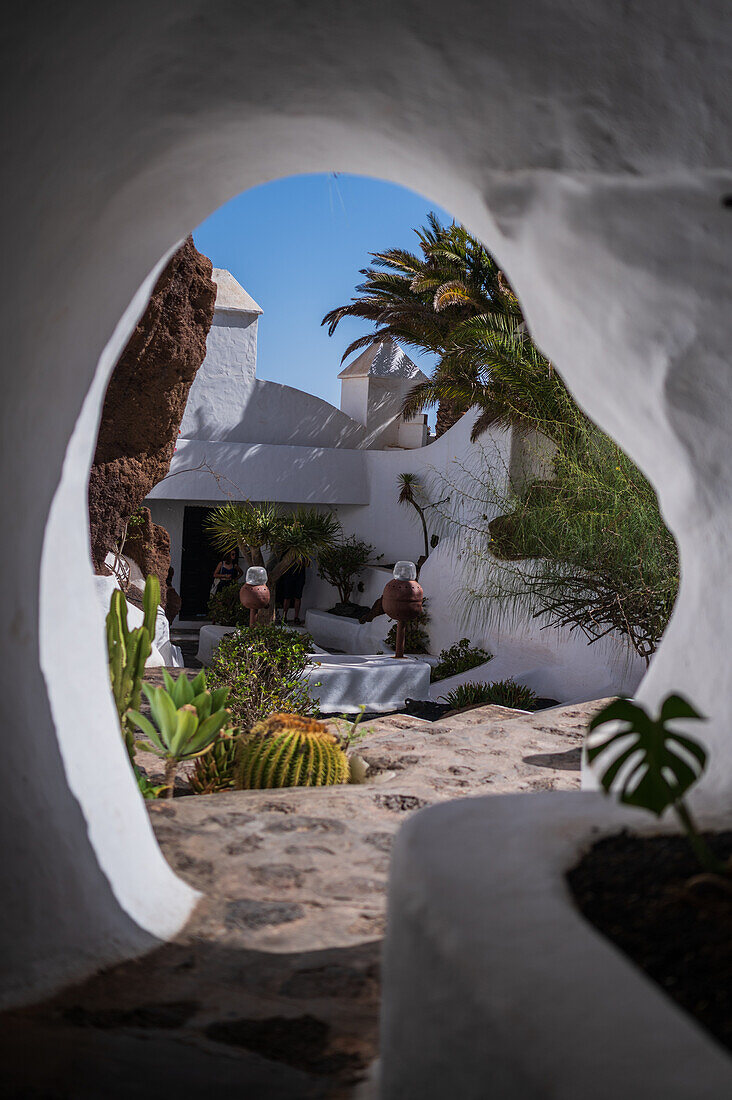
[401,316,574,446]
[322,214,520,435]
[207,503,341,617]
[397,472,430,572]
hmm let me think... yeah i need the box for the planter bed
[568,829,732,1053]
[305,653,431,714]
[381,791,732,1099]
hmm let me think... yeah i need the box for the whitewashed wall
[6,0,731,1013]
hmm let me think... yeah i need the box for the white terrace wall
[164,406,644,703]
[5,0,731,1012]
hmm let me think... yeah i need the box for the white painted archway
[1,1,730,1007]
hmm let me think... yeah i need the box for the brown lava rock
[88,236,216,596]
[122,506,172,607]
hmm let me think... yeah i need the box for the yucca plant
[129,669,232,797]
[206,503,340,621]
[235,713,349,790]
[106,574,159,763]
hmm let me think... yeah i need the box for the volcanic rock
[88,237,216,592]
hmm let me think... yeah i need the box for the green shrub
[317,536,381,605]
[208,625,317,732]
[431,638,492,682]
[385,602,431,654]
[441,678,537,711]
[207,583,248,627]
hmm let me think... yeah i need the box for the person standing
[280,560,307,625]
[212,549,242,593]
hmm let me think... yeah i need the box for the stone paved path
[1,699,604,1099]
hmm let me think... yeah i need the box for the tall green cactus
[236,713,349,789]
[106,574,160,762]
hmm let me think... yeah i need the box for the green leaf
[192,691,212,720]
[154,689,179,746]
[128,710,165,753]
[170,705,199,757]
[175,674,195,707]
[210,686,229,712]
[586,694,707,816]
[191,670,207,695]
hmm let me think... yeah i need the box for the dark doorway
[179,506,221,620]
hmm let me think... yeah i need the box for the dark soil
[568,830,732,1053]
[320,699,452,724]
[325,602,371,619]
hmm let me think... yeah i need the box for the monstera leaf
[587,695,707,816]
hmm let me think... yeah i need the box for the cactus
[106,574,160,762]
[128,669,232,797]
[190,731,240,795]
[236,713,349,789]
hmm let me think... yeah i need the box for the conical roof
[212,268,263,314]
[337,337,427,382]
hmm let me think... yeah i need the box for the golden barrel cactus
[236,713,349,789]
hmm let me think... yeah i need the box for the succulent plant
[190,731,240,795]
[441,678,537,711]
[129,669,232,797]
[106,574,159,762]
[235,713,349,789]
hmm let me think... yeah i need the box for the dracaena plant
[129,669,232,798]
[587,694,728,875]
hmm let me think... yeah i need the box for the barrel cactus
[236,713,349,789]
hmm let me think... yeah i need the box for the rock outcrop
[122,506,171,610]
[88,237,216,595]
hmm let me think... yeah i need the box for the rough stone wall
[122,506,171,608]
[88,237,216,589]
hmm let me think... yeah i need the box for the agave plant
[441,678,536,712]
[129,669,232,797]
[587,695,728,875]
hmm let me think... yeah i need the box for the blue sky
[193,174,451,419]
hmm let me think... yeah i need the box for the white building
[147,268,644,704]
[147,269,431,618]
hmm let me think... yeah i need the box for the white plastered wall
[2,0,731,1008]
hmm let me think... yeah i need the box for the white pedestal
[196,624,236,666]
[304,653,431,713]
[305,609,390,654]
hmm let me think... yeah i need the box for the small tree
[317,536,379,606]
[207,502,341,616]
[397,473,438,574]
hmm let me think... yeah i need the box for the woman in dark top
[213,549,242,593]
